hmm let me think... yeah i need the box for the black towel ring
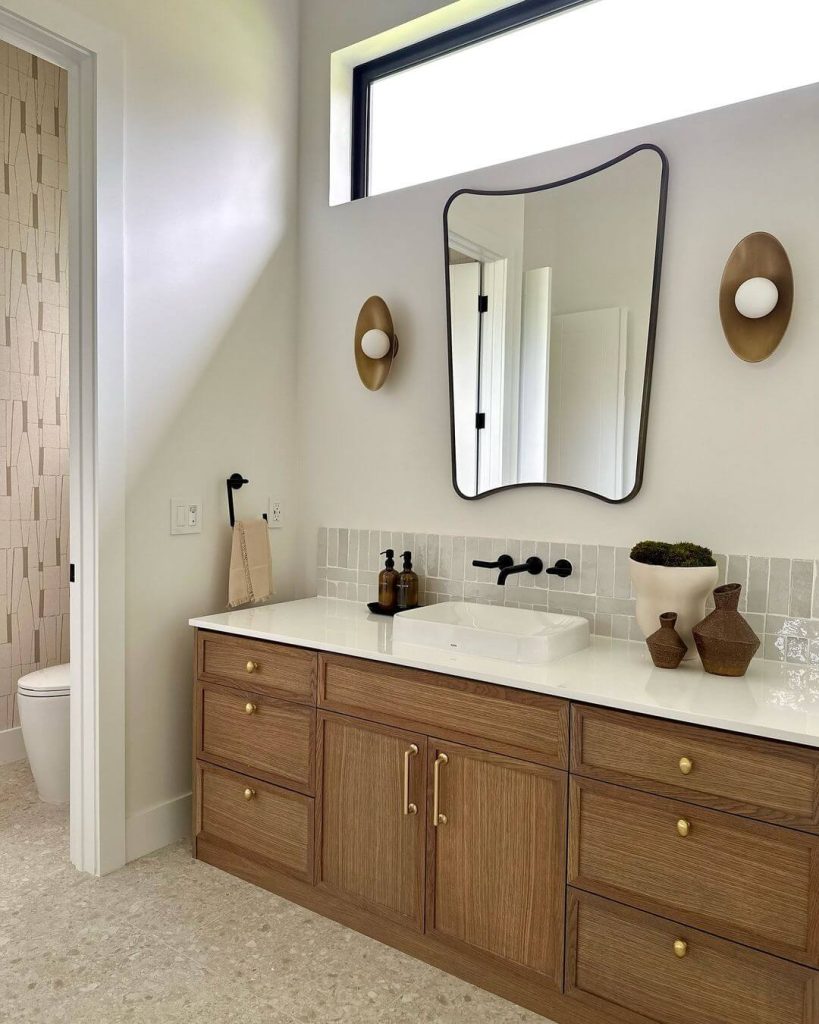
[226,473,267,527]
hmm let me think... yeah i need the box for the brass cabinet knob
[244,702,258,715]
[673,939,688,958]
[676,818,691,837]
[243,787,256,801]
[678,756,693,776]
[245,660,259,674]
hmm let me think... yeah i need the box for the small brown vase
[645,612,688,669]
[693,583,761,677]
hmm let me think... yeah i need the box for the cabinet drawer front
[196,762,313,882]
[197,630,316,704]
[569,778,819,966]
[198,683,315,793]
[567,890,818,1024]
[319,654,568,768]
[572,704,819,830]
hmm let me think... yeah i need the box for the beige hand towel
[228,519,274,608]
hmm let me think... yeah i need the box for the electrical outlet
[267,499,283,528]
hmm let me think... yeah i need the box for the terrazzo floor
[0,759,548,1023]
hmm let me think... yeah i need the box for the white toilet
[18,664,71,804]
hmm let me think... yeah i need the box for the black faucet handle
[546,558,573,578]
[472,554,514,570]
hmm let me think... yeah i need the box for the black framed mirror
[444,143,668,503]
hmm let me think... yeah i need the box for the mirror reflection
[445,145,667,502]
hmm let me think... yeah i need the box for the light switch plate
[170,497,202,535]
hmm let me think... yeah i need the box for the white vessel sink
[392,602,590,664]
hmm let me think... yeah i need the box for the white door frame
[0,2,126,875]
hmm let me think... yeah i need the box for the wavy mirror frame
[443,143,669,504]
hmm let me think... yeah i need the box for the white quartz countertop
[190,598,819,748]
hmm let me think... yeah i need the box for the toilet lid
[18,663,71,697]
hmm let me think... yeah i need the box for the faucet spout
[497,556,544,586]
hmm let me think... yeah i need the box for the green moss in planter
[630,541,716,568]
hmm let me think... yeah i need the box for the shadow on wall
[122,239,300,820]
[103,0,302,826]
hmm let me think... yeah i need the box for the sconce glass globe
[360,328,392,359]
[735,276,779,319]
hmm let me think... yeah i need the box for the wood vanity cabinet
[566,890,819,1024]
[426,739,566,984]
[569,776,819,967]
[316,712,427,930]
[192,628,819,1024]
[314,656,568,992]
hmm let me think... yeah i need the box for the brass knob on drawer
[244,702,258,715]
[678,756,693,776]
[676,818,691,837]
[243,787,256,801]
[246,660,259,674]
[673,939,688,958]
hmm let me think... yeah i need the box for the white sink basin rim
[392,601,590,664]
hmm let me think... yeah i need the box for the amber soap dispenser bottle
[378,549,399,613]
[396,550,419,612]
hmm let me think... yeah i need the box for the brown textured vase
[693,583,761,677]
[645,612,688,669]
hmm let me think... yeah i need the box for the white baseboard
[0,727,26,766]
[125,791,192,862]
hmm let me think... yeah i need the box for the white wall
[9,0,301,841]
[119,0,300,832]
[297,0,819,592]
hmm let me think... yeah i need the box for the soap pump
[396,550,419,612]
[378,549,399,612]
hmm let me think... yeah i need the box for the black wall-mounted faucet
[471,554,514,572]
[497,556,543,586]
[471,553,574,587]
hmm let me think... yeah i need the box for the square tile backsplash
[317,526,819,665]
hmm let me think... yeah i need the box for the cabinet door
[317,712,427,930]
[427,740,567,989]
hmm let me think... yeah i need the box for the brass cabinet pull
[243,787,256,801]
[433,752,448,826]
[403,743,419,816]
[246,660,259,674]
[244,702,258,716]
[673,939,688,958]
[678,756,693,776]
[676,818,691,837]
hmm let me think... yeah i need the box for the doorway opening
[0,39,72,854]
[0,5,126,877]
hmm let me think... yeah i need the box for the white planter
[629,558,719,660]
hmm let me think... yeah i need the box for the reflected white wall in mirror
[445,145,667,502]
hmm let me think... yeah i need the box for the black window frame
[350,0,594,200]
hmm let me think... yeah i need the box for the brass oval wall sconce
[719,232,793,362]
[354,296,399,390]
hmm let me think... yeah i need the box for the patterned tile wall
[317,526,819,666]
[0,44,69,733]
